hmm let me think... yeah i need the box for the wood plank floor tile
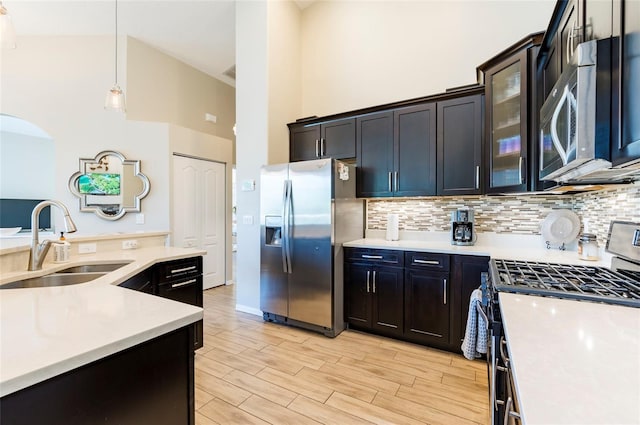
[214,330,269,351]
[195,284,489,425]
[198,397,269,425]
[195,411,221,425]
[195,354,234,378]
[277,340,342,364]
[235,347,305,375]
[239,395,322,425]
[195,369,252,406]
[362,353,443,383]
[325,391,425,425]
[194,387,215,410]
[318,361,400,394]
[296,367,378,403]
[288,395,376,425]
[256,367,334,403]
[396,383,488,423]
[221,369,298,407]
[260,344,326,370]
[337,355,416,387]
[372,391,480,425]
[202,347,266,375]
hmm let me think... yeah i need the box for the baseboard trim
[235,304,262,317]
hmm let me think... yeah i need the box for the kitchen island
[499,292,640,424]
[0,246,204,425]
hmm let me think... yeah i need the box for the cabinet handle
[171,279,197,289]
[362,254,383,260]
[170,265,197,274]
[388,172,392,192]
[320,138,325,156]
[414,259,439,265]
[366,270,370,293]
[443,278,447,305]
[518,156,524,184]
[372,270,376,293]
[394,171,399,192]
[475,165,480,189]
[500,337,510,366]
[315,139,320,158]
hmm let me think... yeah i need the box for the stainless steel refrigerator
[260,158,364,337]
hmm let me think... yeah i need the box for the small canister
[578,233,599,261]
[53,242,70,263]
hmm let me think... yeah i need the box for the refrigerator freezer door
[288,159,334,328]
[260,164,289,317]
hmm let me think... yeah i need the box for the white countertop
[344,231,612,267]
[499,292,640,424]
[0,246,205,397]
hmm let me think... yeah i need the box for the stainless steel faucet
[28,200,78,271]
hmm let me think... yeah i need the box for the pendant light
[0,1,17,49]
[105,0,125,112]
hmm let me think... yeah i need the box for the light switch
[241,180,256,191]
[242,215,254,225]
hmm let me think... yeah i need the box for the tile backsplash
[367,184,640,244]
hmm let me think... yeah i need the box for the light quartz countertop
[344,231,612,267]
[499,292,640,424]
[0,246,205,397]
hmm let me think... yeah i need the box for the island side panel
[0,326,195,425]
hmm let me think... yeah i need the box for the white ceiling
[5,0,240,87]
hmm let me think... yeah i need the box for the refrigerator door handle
[284,180,293,274]
[281,180,289,273]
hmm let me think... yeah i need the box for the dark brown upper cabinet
[478,32,544,194]
[612,0,640,166]
[436,94,484,196]
[356,104,437,197]
[289,117,355,162]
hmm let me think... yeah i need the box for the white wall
[235,1,270,314]
[267,0,302,165]
[0,35,173,235]
[300,0,556,116]
[0,131,54,199]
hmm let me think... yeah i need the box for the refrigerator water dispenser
[265,216,282,246]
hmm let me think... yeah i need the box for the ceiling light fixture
[0,1,17,49]
[105,0,125,112]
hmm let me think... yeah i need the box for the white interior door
[173,155,226,289]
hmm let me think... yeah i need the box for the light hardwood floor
[195,284,489,425]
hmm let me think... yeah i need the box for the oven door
[488,321,508,425]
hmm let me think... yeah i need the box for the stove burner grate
[492,259,640,304]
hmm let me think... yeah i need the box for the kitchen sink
[55,262,132,274]
[0,272,108,289]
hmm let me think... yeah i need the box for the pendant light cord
[114,0,118,85]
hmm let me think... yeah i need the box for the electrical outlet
[135,213,145,224]
[122,240,139,250]
[78,243,97,254]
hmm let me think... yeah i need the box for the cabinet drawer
[156,256,202,283]
[405,252,450,271]
[344,248,404,267]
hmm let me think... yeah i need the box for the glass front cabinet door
[479,33,543,194]
[486,55,527,192]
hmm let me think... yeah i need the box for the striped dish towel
[461,289,488,360]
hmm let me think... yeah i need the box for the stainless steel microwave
[538,40,611,182]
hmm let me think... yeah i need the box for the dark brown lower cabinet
[344,247,489,353]
[344,261,404,338]
[0,326,195,425]
[404,268,450,347]
[450,255,490,348]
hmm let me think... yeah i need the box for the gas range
[487,221,640,308]
[489,259,640,308]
